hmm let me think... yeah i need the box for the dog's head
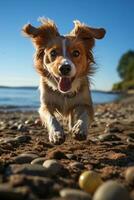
[22,18,106,93]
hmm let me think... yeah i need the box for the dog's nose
[59,64,71,76]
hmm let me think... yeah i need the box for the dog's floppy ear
[70,20,106,48]
[22,18,60,48]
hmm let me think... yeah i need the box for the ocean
[0,87,120,110]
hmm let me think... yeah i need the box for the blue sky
[0,0,134,90]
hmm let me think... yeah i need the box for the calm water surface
[0,87,120,110]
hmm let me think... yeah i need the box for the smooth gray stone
[0,183,30,200]
[6,164,49,177]
[93,181,130,200]
[14,153,38,164]
[43,159,64,176]
[60,188,91,200]
[31,157,46,165]
[15,135,31,143]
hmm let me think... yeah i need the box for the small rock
[93,180,130,200]
[6,164,49,177]
[34,119,41,125]
[10,124,18,130]
[125,167,134,186]
[24,120,32,125]
[0,183,31,200]
[31,157,46,165]
[60,188,91,200]
[69,162,84,169]
[1,137,16,144]
[66,154,76,160]
[18,124,27,132]
[127,133,134,139]
[126,137,134,143]
[98,133,121,142]
[15,135,31,143]
[14,153,38,164]
[9,174,54,198]
[47,150,67,160]
[130,190,134,200]
[43,159,65,176]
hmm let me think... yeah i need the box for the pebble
[14,153,38,164]
[0,137,16,144]
[31,157,46,165]
[98,133,121,142]
[93,180,130,200]
[69,162,84,169]
[47,150,67,160]
[15,135,31,143]
[127,133,134,139]
[6,164,49,177]
[17,124,27,132]
[79,171,102,194]
[60,188,91,200]
[66,153,76,160]
[126,137,134,143]
[34,119,41,125]
[24,120,32,125]
[0,183,30,200]
[130,190,134,200]
[9,174,54,198]
[43,159,64,176]
[125,167,134,185]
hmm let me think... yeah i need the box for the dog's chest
[40,83,91,114]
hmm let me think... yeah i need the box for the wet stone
[31,157,46,165]
[14,153,38,164]
[60,188,91,200]
[93,181,130,200]
[6,164,49,177]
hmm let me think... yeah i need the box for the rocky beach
[0,94,134,200]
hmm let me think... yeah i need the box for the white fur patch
[62,39,66,57]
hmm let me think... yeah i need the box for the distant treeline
[112,50,134,91]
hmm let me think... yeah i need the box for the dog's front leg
[39,106,65,144]
[70,105,93,140]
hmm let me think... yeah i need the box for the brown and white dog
[22,18,106,144]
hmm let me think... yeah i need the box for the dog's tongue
[59,77,71,92]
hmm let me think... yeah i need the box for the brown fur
[22,18,106,144]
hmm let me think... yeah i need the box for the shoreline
[0,94,134,199]
[0,93,130,113]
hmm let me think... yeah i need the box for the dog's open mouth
[55,77,74,93]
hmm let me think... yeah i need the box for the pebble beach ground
[0,94,134,200]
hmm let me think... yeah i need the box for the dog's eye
[72,50,80,57]
[50,49,57,58]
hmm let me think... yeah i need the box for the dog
[22,18,106,144]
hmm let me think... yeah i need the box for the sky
[0,0,134,91]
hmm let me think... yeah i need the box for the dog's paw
[71,120,87,141]
[49,131,65,145]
